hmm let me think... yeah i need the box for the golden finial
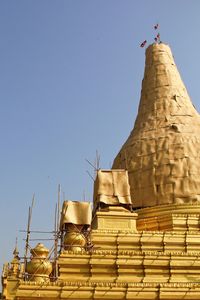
[13,237,19,259]
[9,237,20,277]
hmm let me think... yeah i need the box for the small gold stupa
[2,42,200,300]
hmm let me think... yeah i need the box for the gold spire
[9,239,20,277]
[113,43,200,208]
[13,237,19,258]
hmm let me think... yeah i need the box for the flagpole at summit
[140,23,161,48]
[154,23,161,43]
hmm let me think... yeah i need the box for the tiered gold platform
[3,205,200,299]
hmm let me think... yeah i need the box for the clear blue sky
[1,0,200,269]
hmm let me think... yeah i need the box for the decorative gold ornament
[9,246,20,277]
[63,224,86,252]
[26,243,52,283]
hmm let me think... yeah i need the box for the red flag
[154,23,159,30]
[140,40,147,48]
[157,33,160,39]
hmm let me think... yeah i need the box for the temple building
[2,42,200,299]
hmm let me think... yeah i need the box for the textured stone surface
[113,43,200,208]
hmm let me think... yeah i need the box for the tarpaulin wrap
[93,169,132,208]
[113,43,200,207]
[60,201,92,228]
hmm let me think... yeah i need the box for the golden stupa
[2,42,200,300]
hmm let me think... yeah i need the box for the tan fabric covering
[60,201,92,227]
[93,169,132,208]
[113,43,200,208]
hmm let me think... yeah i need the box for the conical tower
[113,43,200,208]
